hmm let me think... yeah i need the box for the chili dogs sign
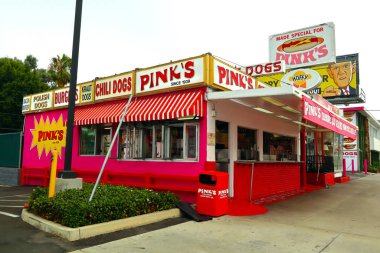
[135,57,204,94]
[95,72,132,101]
[303,96,357,139]
[269,23,336,69]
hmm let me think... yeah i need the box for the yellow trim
[135,54,206,73]
[134,83,204,97]
[209,54,214,86]
[132,69,136,96]
[94,70,134,83]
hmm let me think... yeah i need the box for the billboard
[269,23,336,69]
[257,54,359,101]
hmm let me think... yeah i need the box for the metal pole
[61,0,83,178]
[89,95,133,202]
[249,163,254,202]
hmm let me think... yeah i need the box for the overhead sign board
[53,86,79,108]
[243,60,285,76]
[269,23,336,69]
[135,56,204,95]
[94,72,133,101]
[30,91,53,111]
[302,96,357,139]
[213,58,255,90]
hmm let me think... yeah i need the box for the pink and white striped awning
[74,88,204,126]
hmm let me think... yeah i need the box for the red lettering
[112,80,118,93]
[218,66,226,83]
[317,44,328,58]
[170,66,181,81]
[231,71,239,86]
[58,130,64,141]
[302,50,317,63]
[273,61,282,72]
[184,61,195,78]
[140,75,150,91]
[156,69,168,86]
[126,77,132,91]
[38,131,44,142]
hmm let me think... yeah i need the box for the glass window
[80,125,111,156]
[263,132,296,161]
[118,121,198,161]
[237,127,257,160]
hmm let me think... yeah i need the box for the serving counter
[233,160,302,201]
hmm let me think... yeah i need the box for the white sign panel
[213,59,255,90]
[281,69,322,91]
[31,91,53,111]
[80,82,94,104]
[135,57,204,94]
[343,112,358,171]
[22,96,31,113]
[269,22,336,69]
[53,87,79,108]
[244,60,285,76]
[95,73,132,101]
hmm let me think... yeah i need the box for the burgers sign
[269,23,336,69]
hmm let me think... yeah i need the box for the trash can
[196,171,229,216]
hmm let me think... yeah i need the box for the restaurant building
[21,53,357,203]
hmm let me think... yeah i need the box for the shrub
[28,183,179,228]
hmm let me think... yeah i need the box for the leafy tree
[0,56,50,133]
[24,55,38,70]
[48,54,72,88]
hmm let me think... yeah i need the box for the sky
[1,0,380,119]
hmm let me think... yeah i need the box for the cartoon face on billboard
[257,54,359,101]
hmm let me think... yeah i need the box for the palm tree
[48,54,72,88]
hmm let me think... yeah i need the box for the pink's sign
[302,96,357,139]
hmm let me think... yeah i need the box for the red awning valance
[74,88,204,126]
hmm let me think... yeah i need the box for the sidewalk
[71,174,380,253]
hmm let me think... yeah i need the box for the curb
[21,208,181,241]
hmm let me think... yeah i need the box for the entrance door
[215,120,229,172]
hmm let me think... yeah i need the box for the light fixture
[230,99,254,108]
[276,115,292,120]
[177,115,198,120]
[282,106,300,114]
[292,120,315,128]
[252,107,273,114]
[261,97,285,107]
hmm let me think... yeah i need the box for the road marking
[0,194,30,199]
[0,205,24,208]
[0,211,20,218]
[0,200,27,202]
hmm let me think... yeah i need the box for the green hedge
[27,183,179,228]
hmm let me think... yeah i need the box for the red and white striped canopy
[74,88,204,126]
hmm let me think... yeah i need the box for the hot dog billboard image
[256,54,359,101]
[269,23,336,69]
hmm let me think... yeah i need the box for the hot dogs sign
[269,23,336,69]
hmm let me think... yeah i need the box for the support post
[343,158,347,177]
[48,150,58,198]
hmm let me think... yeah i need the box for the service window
[263,132,296,161]
[237,127,258,160]
[80,125,112,156]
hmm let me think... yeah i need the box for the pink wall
[22,109,68,170]
[22,102,208,177]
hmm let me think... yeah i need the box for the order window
[80,125,112,156]
[118,121,198,161]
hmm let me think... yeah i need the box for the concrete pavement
[71,174,380,253]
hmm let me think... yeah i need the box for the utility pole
[60,0,83,178]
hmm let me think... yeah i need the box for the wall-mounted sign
[95,72,132,101]
[22,96,31,113]
[302,96,357,139]
[53,87,79,108]
[31,91,53,111]
[281,69,322,90]
[135,57,204,94]
[80,82,94,104]
[269,23,336,69]
[30,114,66,159]
[244,60,285,76]
[213,58,255,90]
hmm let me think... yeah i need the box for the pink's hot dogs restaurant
[21,53,357,205]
